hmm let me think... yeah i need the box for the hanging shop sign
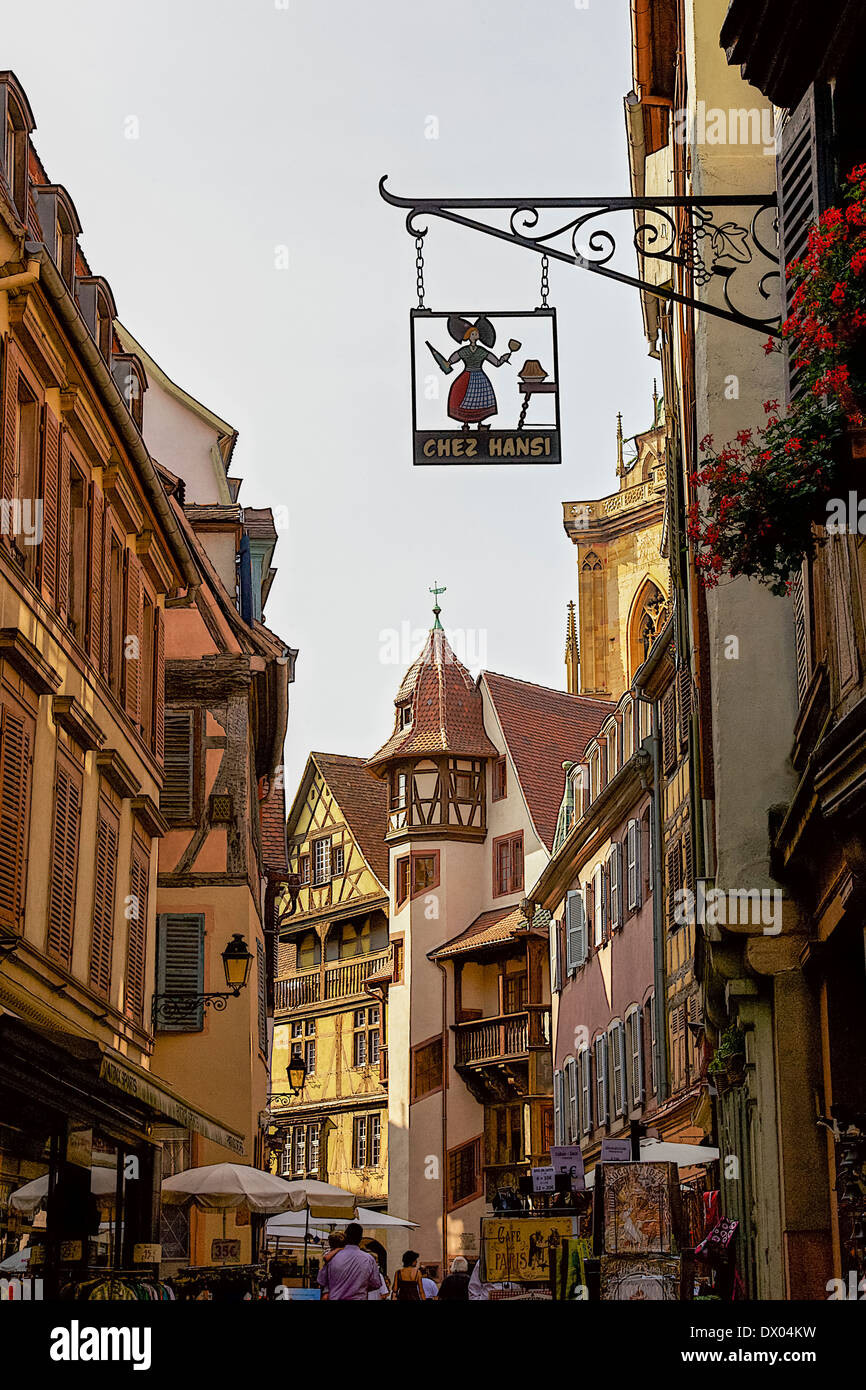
[411,309,560,466]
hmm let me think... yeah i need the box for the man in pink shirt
[317,1223,383,1301]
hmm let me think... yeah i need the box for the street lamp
[222,934,254,992]
[287,1052,307,1096]
[152,934,255,1027]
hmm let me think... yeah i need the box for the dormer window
[399,703,413,729]
[77,276,117,363]
[32,185,82,290]
[0,76,34,218]
[111,352,146,430]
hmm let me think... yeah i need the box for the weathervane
[430,580,446,629]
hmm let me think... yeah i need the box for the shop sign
[600,1138,632,1163]
[550,1144,586,1191]
[531,1165,556,1193]
[211,1239,241,1263]
[411,309,560,466]
[480,1216,574,1284]
[133,1244,162,1264]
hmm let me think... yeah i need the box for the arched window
[629,578,669,677]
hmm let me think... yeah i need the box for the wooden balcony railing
[453,1006,551,1067]
[275,947,392,1012]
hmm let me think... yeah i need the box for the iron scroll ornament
[152,990,237,1027]
[379,178,781,337]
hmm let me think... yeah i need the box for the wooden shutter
[667,844,684,929]
[161,711,194,821]
[47,760,81,966]
[126,843,150,1023]
[156,913,205,1031]
[791,567,810,705]
[1,336,19,508]
[777,83,834,404]
[57,433,71,619]
[677,665,691,748]
[124,551,142,725]
[100,518,112,678]
[684,827,695,894]
[257,939,267,1055]
[154,608,165,761]
[566,1057,579,1142]
[671,1004,686,1091]
[595,1035,608,1125]
[611,1024,626,1117]
[662,689,677,773]
[40,405,60,607]
[86,481,104,665]
[89,803,119,995]
[0,704,32,929]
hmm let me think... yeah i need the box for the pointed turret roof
[367,626,498,774]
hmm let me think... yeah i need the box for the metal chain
[415,235,426,309]
[539,252,550,309]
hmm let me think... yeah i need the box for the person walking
[437,1256,470,1301]
[391,1249,426,1301]
[317,1223,382,1302]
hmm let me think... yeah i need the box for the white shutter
[627,819,640,910]
[593,864,606,945]
[579,1048,592,1133]
[565,1058,579,1142]
[610,844,622,930]
[553,1068,565,1144]
[595,1035,608,1125]
[610,1023,626,1117]
[549,916,562,992]
[565,889,587,973]
[629,1007,645,1107]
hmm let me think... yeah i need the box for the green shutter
[156,913,205,1031]
[256,939,267,1055]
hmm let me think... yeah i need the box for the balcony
[274,947,392,1012]
[453,1006,551,1067]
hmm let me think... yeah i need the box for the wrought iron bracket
[379,177,781,337]
[151,987,241,1027]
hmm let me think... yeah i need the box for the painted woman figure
[445,316,513,430]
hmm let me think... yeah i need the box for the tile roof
[367,627,499,772]
[430,905,528,959]
[260,774,289,874]
[311,753,390,887]
[482,671,616,851]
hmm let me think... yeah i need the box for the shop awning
[97,1051,246,1156]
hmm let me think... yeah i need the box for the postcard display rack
[593,1162,685,1301]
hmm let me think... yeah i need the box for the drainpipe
[641,700,670,1104]
[14,243,201,595]
[434,957,449,1279]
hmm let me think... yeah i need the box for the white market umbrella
[280,1179,356,1216]
[265,1206,417,1239]
[11,1166,118,1218]
[161,1162,296,1214]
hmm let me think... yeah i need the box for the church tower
[562,389,669,700]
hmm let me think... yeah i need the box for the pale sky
[6,0,657,794]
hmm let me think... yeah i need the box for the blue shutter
[156,913,205,1031]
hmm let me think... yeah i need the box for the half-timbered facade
[273,753,390,1209]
